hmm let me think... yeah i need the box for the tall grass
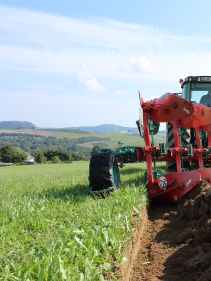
[0,162,146,280]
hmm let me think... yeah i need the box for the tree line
[0,133,108,154]
[0,144,85,164]
[34,149,85,163]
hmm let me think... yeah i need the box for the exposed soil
[119,208,148,281]
[130,184,211,281]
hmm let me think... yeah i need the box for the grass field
[0,161,147,280]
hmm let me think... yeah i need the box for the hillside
[68,124,138,133]
[0,128,166,157]
[0,121,138,133]
[0,121,36,130]
[0,121,166,158]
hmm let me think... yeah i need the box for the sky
[1,0,211,127]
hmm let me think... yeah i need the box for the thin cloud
[75,70,105,92]
[1,4,211,83]
[85,78,105,92]
[133,56,153,73]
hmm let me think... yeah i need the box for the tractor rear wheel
[89,152,120,193]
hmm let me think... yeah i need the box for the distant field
[0,129,51,136]
[0,162,146,280]
[0,129,166,155]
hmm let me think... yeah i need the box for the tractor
[89,76,211,202]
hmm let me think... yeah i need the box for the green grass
[0,162,146,281]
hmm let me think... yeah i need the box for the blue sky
[1,0,211,127]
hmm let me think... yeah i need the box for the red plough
[137,77,211,202]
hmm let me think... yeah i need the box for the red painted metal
[143,111,153,185]
[153,170,201,202]
[195,127,203,170]
[172,121,182,173]
[179,103,211,130]
[137,92,211,203]
[142,93,194,122]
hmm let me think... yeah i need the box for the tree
[44,149,58,161]
[51,155,61,163]
[0,144,27,163]
[91,145,100,156]
[0,144,14,163]
[71,152,85,161]
[59,151,72,162]
[12,147,27,163]
[35,150,45,163]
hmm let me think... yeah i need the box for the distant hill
[68,124,138,133]
[0,121,36,130]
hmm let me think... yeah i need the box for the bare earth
[131,184,211,281]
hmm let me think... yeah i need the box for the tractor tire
[89,153,120,193]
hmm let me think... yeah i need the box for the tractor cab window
[191,90,208,103]
[182,81,211,103]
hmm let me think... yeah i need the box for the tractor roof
[183,76,211,85]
